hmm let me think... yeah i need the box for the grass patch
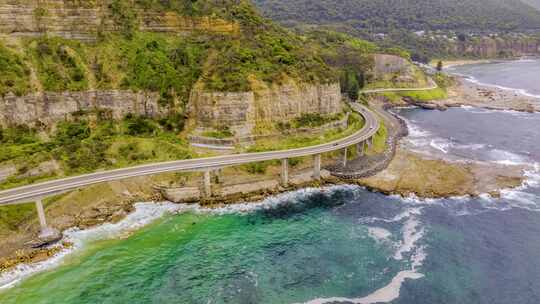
[379,87,448,103]
[201,127,234,139]
[366,120,388,155]
[27,37,89,91]
[399,87,448,101]
[248,112,364,152]
[0,204,36,232]
[0,115,194,189]
[0,42,32,96]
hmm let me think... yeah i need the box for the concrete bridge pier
[357,141,365,156]
[214,168,223,184]
[35,199,48,233]
[313,154,321,180]
[342,147,348,167]
[203,170,212,197]
[281,159,289,186]
[35,199,59,240]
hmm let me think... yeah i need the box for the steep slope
[253,0,540,31]
[0,0,338,129]
[0,0,409,189]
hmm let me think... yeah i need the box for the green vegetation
[201,2,336,91]
[254,0,540,62]
[0,114,194,189]
[202,127,234,139]
[366,120,387,155]
[0,43,32,96]
[0,203,36,232]
[0,1,338,98]
[250,112,364,152]
[28,37,89,91]
[436,61,443,72]
[299,30,381,99]
[381,87,448,103]
[254,0,540,32]
[289,112,344,129]
[401,88,448,101]
[0,0,412,188]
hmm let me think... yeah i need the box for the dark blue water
[1,108,539,304]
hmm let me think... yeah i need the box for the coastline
[408,74,540,113]
[435,59,497,69]
[0,92,535,288]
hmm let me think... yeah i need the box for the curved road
[0,104,379,206]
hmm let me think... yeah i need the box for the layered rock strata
[0,90,165,126]
[188,81,343,136]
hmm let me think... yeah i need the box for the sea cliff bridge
[0,103,379,238]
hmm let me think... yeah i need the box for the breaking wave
[0,185,361,290]
[448,69,540,99]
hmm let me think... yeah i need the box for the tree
[346,70,360,101]
[436,60,443,72]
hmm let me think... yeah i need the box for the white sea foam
[303,210,427,304]
[394,217,425,261]
[454,72,540,99]
[367,227,392,243]
[0,201,191,290]
[407,123,431,138]
[488,149,528,165]
[360,206,423,224]
[0,185,362,290]
[429,138,451,154]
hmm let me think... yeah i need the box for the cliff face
[0,1,238,42]
[188,81,342,136]
[0,90,166,127]
[451,37,540,58]
[0,1,339,134]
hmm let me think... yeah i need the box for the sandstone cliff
[370,54,428,86]
[0,0,239,42]
[188,80,342,136]
[0,90,165,127]
[451,36,540,58]
[0,0,340,134]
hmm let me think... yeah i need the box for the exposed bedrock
[0,90,165,126]
[188,81,343,137]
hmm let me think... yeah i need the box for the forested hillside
[253,0,540,31]
[0,0,403,189]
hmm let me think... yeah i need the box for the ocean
[1,63,540,303]
[448,59,540,98]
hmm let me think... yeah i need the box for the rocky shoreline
[441,78,539,112]
[0,92,533,276]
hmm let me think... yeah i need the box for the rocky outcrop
[188,113,349,148]
[0,1,239,42]
[188,81,343,136]
[372,54,412,78]
[0,90,166,126]
[371,54,423,84]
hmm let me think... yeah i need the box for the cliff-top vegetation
[253,0,540,32]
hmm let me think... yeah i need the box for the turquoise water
[2,108,540,303]
[0,188,417,304]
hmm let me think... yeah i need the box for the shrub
[54,120,91,145]
[0,43,32,96]
[30,38,88,91]
[124,116,157,136]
